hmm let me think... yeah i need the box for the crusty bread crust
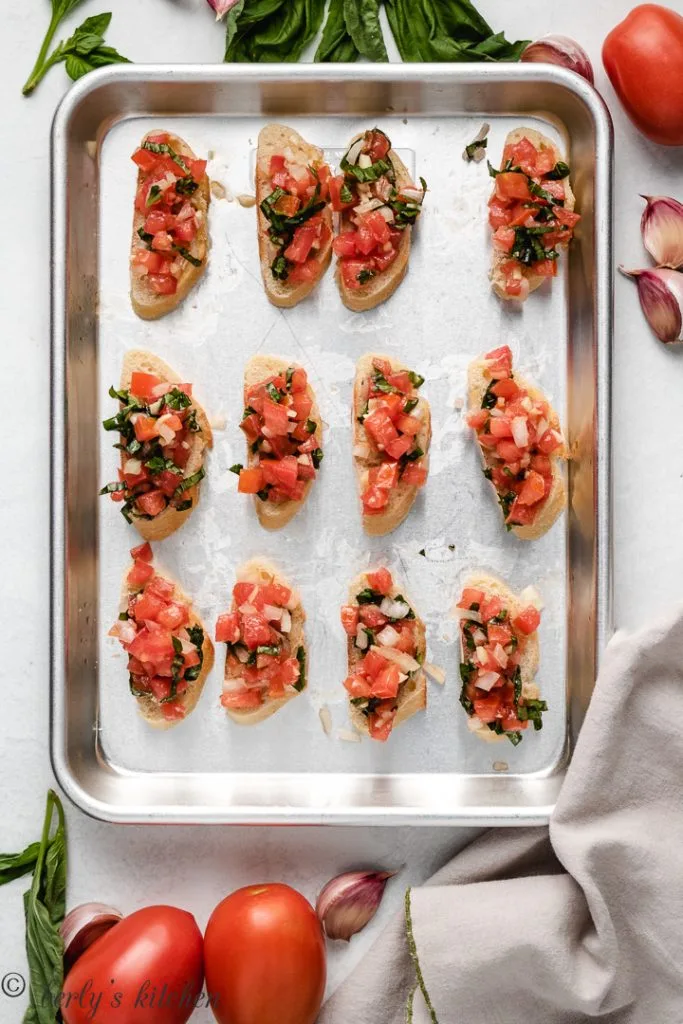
[354,353,431,536]
[130,132,210,320]
[458,573,541,744]
[346,570,427,737]
[490,127,576,301]
[337,138,414,312]
[244,355,322,531]
[119,567,214,730]
[256,124,333,308]
[467,355,566,541]
[120,350,213,542]
[223,559,307,725]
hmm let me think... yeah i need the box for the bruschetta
[216,560,307,724]
[230,355,323,530]
[353,353,430,536]
[108,543,214,728]
[466,345,566,539]
[456,575,546,746]
[332,128,426,311]
[130,130,210,319]
[101,349,213,541]
[256,124,333,307]
[488,127,579,301]
[341,567,426,742]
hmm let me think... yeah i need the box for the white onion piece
[519,586,544,611]
[452,606,483,624]
[353,443,371,459]
[379,597,410,619]
[535,417,549,439]
[108,620,137,644]
[222,677,247,693]
[467,715,484,732]
[378,206,395,223]
[492,644,508,669]
[344,138,364,166]
[280,609,292,633]
[319,706,332,735]
[358,153,372,169]
[123,458,142,475]
[151,381,172,398]
[370,645,420,673]
[355,624,369,650]
[476,671,501,692]
[511,416,529,448]
[476,647,488,666]
[338,729,361,743]
[472,628,487,645]
[376,625,400,648]
[263,604,283,622]
[424,662,445,684]
[234,646,249,664]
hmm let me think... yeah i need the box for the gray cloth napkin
[320,607,683,1023]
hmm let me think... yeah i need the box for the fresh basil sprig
[0,791,67,1023]
[22,6,129,96]
[225,0,327,62]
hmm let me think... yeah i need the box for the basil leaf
[506,730,523,746]
[544,161,570,181]
[225,0,246,51]
[295,646,306,691]
[266,381,282,403]
[142,140,190,175]
[225,0,327,63]
[173,467,205,497]
[311,448,324,469]
[408,370,424,388]
[173,244,203,268]
[465,138,487,160]
[356,587,384,605]
[404,397,419,414]
[176,175,200,196]
[343,0,388,62]
[315,0,360,61]
[0,844,41,886]
[385,0,528,62]
[342,155,393,184]
[305,418,316,434]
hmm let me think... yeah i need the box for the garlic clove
[316,870,396,942]
[206,0,242,19]
[521,36,594,85]
[640,195,683,270]
[620,266,683,344]
[60,903,123,973]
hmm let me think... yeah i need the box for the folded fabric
[320,606,683,1023]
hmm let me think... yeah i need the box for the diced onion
[355,624,369,651]
[151,382,172,398]
[521,396,533,412]
[263,604,283,622]
[280,609,292,633]
[344,139,364,166]
[108,620,137,644]
[424,662,446,684]
[452,606,483,624]
[511,416,529,448]
[535,418,549,439]
[234,646,249,664]
[378,206,395,223]
[238,603,258,616]
[338,728,361,743]
[370,645,420,673]
[476,647,488,666]
[492,644,508,669]
[467,715,484,732]
[289,163,310,182]
[379,597,410,619]
[358,153,372,169]
[472,628,487,645]
[123,458,142,475]
[319,706,332,735]
[376,625,399,648]
[476,671,500,692]
[353,442,371,459]
[222,677,246,693]
[399,186,424,203]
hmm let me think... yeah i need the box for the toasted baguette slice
[130,132,210,320]
[467,354,566,540]
[490,127,576,301]
[346,571,426,738]
[116,562,214,730]
[222,559,307,725]
[354,353,431,536]
[121,349,213,542]
[244,355,322,531]
[336,137,415,312]
[256,124,333,308]
[457,574,542,744]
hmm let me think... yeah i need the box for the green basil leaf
[295,646,306,691]
[356,587,384,605]
[385,0,528,63]
[0,844,41,886]
[343,0,388,62]
[225,0,327,63]
[315,0,360,61]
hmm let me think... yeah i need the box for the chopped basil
[418,548,426,556]
[176,175,199,196]
[544,161,570,181]
[271,254,289,280]
[527,179,563,206]
[129,675,149,698]
[459,682,474,716]
[404,446,424,463]
[357,401,369,423]
[173,466,205,497]
[145,184,163,207]
[251,440,261,454]
[164,387,192,411]
[265,381,282,404]
[341,155,393,185]
[481,383,497,409]
[356,587,384,605]
[403,397,419,414]
[256,488,271,502]
[145,455,182,476]
[173,244,202,268]
[260,184,326,281]
[465,137,488,161]
[506,730,523,746]
[408,370,424,388]
[305,418,316,434]
[483,467,493,481]
[518,698,548,730]
[490,610,508,623]
[99,481,127,495]
[174,499,192,512]
[285,367,294,387]
[311,448,324,470]
[118,611,129,621]
[512,665,522,704]
[460,662,475,684]
[393,595,415,619]
[242,405,257,419]
[497,490,516,527]
[357,268,375,285]
[340,183,353,204]
[187,624,204,648]
[462,625,476,652]
[294,646,306,691]
[229,464,243,475]
[137,226,154,245]
[141,139,190,175]
[256,644,281,656]
[108,385,130,403]
[371,372,397,394]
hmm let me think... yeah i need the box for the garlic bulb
[60,903,122,972]
[316,870,395,941]
[620,267,683,344]
[521,36,594,85]
[640,195,683,269]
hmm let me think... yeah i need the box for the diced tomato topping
[359,606,388,630]
[517,470,546,506]
[131,591,166,623]
[237,467,263,494]
[372,663,401,699]
[341,605,360,636]
[285,226,318,264]
[344,675,373,698]
[512,606,541,635]
[233,582,264,610]
[473,692,502,723]
[369,462,400,490]
[329,175,354,212]
[538,430,562,454]
[136,490,167,518]
[130,541,153,562]
[491,378,519,400]
[395,413,421,436]
[262,582,291,607]
[148,274,177,296]
[157,602,189,630]
[340,259,374,291]
[458,588,485,609]
[555,206,581,228]
[495,172,532,201]
[146,576,175,601]
[132,249,165,275]
[368,703,395,742]
[261,456,299,493]
[401,463,428,487]
[361,648,389,679]
[133,415,160,442]
[493,226,516,252]
[533,259,557,277]
[480,596,503,622]
[241,615,272,650]
[221,689,263,710]
[262,398,290,437]
[290,367,307,393]
[364,408,399,450]
[362,485,389,512]
[367,568,393,595]
[216,612,241,644]
[488,199,511,229]
[384,435,413,460]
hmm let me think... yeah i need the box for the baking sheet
[97,113,568,779]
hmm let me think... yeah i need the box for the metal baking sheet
[51,64,612,825]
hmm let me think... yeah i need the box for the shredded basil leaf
[173,466,205,497]
[229,464,243,475]
[544,161,570,181]
[356,587,384,605]
[295,646,306,691]
[142,139,190,175]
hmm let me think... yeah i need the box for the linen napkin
[320,606,683,1023]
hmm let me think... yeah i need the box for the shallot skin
[521,36,595,85]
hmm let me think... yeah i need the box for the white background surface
[1,0,682,1018]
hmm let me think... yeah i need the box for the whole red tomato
[61,906,204,1024]
[603,4,683,145]
[204,883,326,1024]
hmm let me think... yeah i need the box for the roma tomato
[603,4,683,145]
[204,883,326,1024]
[61,906,203,1024]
